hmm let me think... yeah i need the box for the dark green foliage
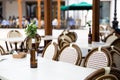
[25,21,37,38]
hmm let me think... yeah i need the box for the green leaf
[25,21,37,38]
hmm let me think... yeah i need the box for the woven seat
[83,47,112,69]
[57,43,82,65]
[85,67,120,80]
[42,42,58,60]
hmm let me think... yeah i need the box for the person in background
[52,17,58,29]
[41,17,44,28]
[12,16,16,28]
[1,18,9,28]
[33,17,38,27]
[16,17,19,28]
[8,16,13,28]
[24,17,29,28]
[68,16,75,29]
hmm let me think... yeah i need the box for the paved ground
[0,28,89,56]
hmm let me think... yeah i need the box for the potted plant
[25,21,41,51]
[25,21,37,38]
[25,21,37,49]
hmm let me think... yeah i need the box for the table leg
[14,42,18,51]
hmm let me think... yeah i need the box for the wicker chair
[110,46,120,69]
[66,31,77,42]
[0,45,6,55]
[110,38,120,48]
[58,37,72,50]
[85,67,120,80]
[58,33,72,49]
[21,34,41,52]
[58,30,77,49]
[102,46,120,70]
[7,30,22,38]
[103,31,120,44]
[96,74,118,80]
[57,43,82,65]
[83,47,112,69]
[6,30,22,51]
[42,42,58,60]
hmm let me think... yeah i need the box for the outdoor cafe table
[0,35,58,51]
[0,37,25,51]
[76,41,110,57]
[0,55,96,80]
[41,35,57,40]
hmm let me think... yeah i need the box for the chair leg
[5,41,9,51]
[10,43,13,49]
[14,43,18,51]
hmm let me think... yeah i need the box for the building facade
[0,0,65,19]
[0,0,119,27]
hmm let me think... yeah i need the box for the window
[100,1,110,25]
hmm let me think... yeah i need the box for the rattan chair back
[7,30,22,51]
[22,34,41,51]
[103,46,120,69]
[7,30,22,38]
[110,46,120,69]
[57,43,82,65]
[58,30,77,49]
[42,42,58,60]
[85,67,120,80]
[0,45,6,55]
[110,38,120,48]
[83,47,112,69]
[104,31,120,44]
[96,74,118,80]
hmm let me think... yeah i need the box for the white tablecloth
[0,55,96,80]
[75,41,110,57]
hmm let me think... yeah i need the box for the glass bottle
[30,38,37,68]
[88,27,92,44]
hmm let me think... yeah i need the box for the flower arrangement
[25,21,37,38]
